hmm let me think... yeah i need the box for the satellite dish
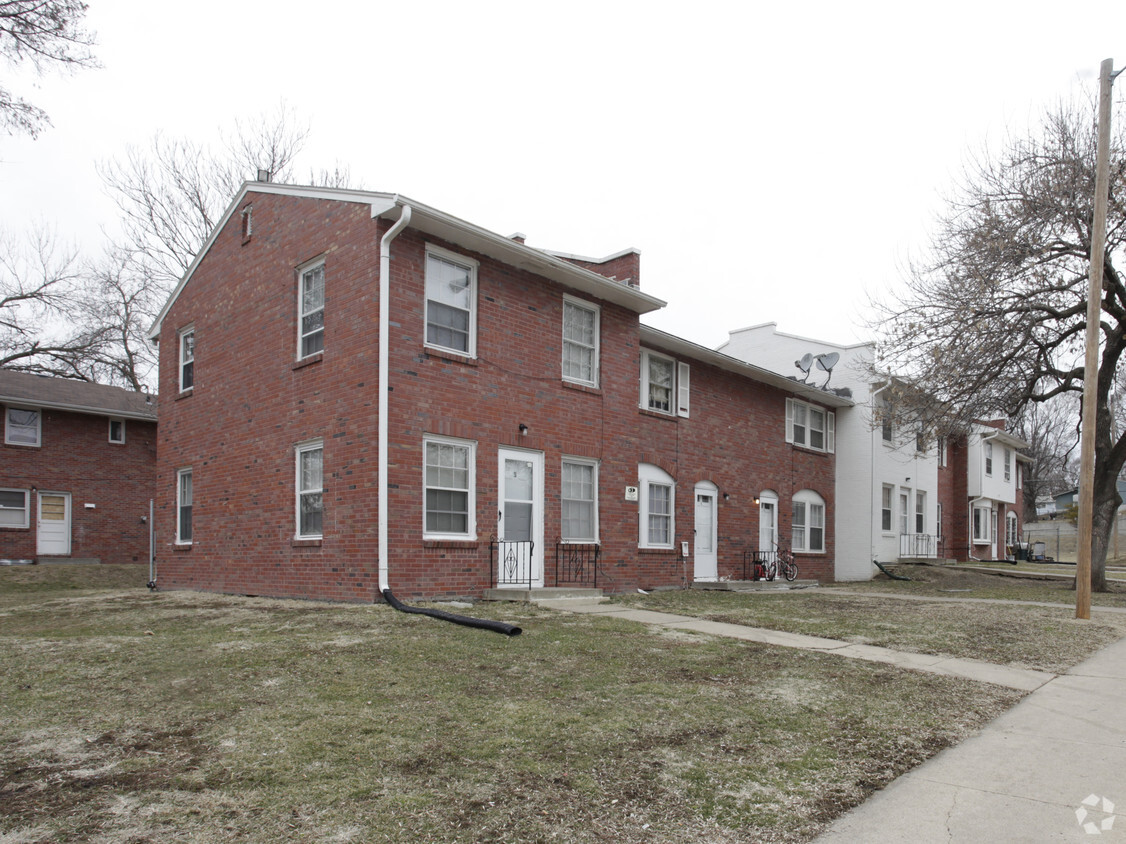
[795,353,814,382]
[815,352,840,387]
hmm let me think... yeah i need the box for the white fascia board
[540,246,640,264]
[724,321,872,352]
[639,326,854,408]
[980,428,1030,450]
[0,395,156,422]
[375,196,664,315]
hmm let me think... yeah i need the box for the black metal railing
[899,534,939,559]
[742,550,778,581]
[491,540,536,587]
[555,542,599,587]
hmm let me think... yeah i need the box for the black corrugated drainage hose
[873,560,912,581]
[382,589,522,636]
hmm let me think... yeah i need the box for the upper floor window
[638,463,675,549]
[786,398,835,453]
[108,418,125,444]
[423,435,476,539]
[179,327,195,392]
[562,297,599,387]
[938,437,947,467]
[425,246,478,357]
[561,457,598,542]
[5,407,40,447]
[916,429,927,454]
[177,468,193,544]
[0,488,29,528]
[792,489,825,553]
[296,440,324,538]
[1004,448,1012,482]
[878,396,893,443]
[984,441,993,476]
[299,261,325,359]
[640,350,689,417]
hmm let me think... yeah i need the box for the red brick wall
[155,191,837,601]
[0,408,156,564]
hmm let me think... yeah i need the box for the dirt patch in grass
[0,565,1025,843]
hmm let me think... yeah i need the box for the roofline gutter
[377,202,412,593]
[0,396,156,422]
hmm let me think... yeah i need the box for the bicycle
[776,544,798,582]
[753,553,777,582]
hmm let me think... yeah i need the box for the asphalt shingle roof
[0,370,157,421]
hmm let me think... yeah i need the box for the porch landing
[483,587,607,603]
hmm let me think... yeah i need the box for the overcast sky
[3,1,1126,360]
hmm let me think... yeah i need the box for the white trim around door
[497,448,544,588]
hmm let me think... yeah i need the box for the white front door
[37,492,71,556]
[694,484,718,581]
[497,448,544,587]
[759,495,778,554]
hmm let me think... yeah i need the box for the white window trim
[176,467,193,545]
[297,258,326,361]
[915,491,926,534]
[880,484,894,534]
[1004,448,1012,482]
[972,504,991,544]
[5,406,41,447]
[561,455,599,543]
[640,349,687,416]
[108,417,126,444]
[422,434,477,541]
[936,502,943,539]
[424,244,479,358]
[1005,511,1019,547]
[638,463,675,549]
[178,326,195,393]
[785,398,835,453]
[984,441,993,477]
[0,487,30,529]
[792,489,826,553]
[295,439,324,540]
[561,295,600,388]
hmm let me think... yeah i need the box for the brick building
[148,184,848,601]
[0,370,157,564]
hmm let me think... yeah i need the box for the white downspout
[378,204,412,593]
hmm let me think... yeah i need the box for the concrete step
[483,586,605,603]
[691,579,820,592]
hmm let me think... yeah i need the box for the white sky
[3,0,1125,356]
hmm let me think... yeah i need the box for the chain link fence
[1023,514,1126,563]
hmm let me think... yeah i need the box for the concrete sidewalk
[815,635,1126,842]
[537,598,1126,841]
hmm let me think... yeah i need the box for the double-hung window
[0,489,29,528]
[881,485,893,532]
[792,490,825,553]
[177,468,193,544]
[1004,448,1012,482]
[296,440,324,538]
[299,261,325,359]
[425,247,477,356]
[972,505,991,543]
[423,436,475,539]
[179,328,195,392]
[915,491,926,534]
[5,407,40,446]
[785,398,835,453]
[108,418,125,444]
[561,458,598,542]
[640,350,689,416]
[984,441,993,476]
[638,463,675,548]
[562,297,599,387]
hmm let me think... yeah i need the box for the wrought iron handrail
[491,539,536,588]
[899,533,939,559]
[555,542,599,587]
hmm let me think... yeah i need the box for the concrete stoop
[691,579,820,592]
[483,586,606,604]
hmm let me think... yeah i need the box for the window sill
[638,408,677,421]
[293,353,323,371]
[638,546,677,554]
[175,390,193,402]
[562,380,601,396]
[423,539,480,550]
[292,537,322,548]
[3,442,40,448]
[790,444,831,456]
[424,348,478,367]
[794,550,826,555]
[172,543,192,552]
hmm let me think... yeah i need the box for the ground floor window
[0,488,29,528]
[792,489,825,553]
[296,440,324,538]
[1005,511,1018,547]
[638,463,675,549]
[972,505,991,544]
[561,458,598,542]
[423,436,475,539]
[177,469,193,544]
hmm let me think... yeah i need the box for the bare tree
[1013,398,1079,519]
[870,99,1126,591]
[0,0,97,137]
[0,226,106,377]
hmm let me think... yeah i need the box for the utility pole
[1077,58,1118,619]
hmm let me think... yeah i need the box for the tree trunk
[1090,493,1115,592]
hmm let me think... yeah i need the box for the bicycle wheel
[765,560,777,581]
[782,560,798,582]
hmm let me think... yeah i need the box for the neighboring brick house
[0,370,157,564]
[721,323,1029,573]
[148,183,848,602]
